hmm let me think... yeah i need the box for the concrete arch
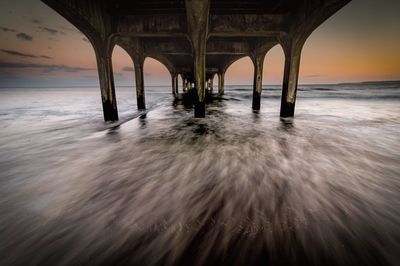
[223,56,248,73]
[110,45,136,113]
[263,44,285,86]
[145,55,175,75]
[144,57,171,87]
[224,56,253,86]
[109,42,146,110]
[111,45,135,87]
[145,56,178,97]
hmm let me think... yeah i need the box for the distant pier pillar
[210,74,214,93]
[217,71,225,96]
[171,73,178,97]
[175,74,179,96]
[186,0,210,118]
[251,52,266,111]
[95,45,118,121]
[182,78,188,92]
[182,77,187,92]
[280,39,304,120]
[205,74,213,93]
[133,54,146,110]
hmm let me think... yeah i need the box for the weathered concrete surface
[94,41,118,121]
[217,71,225,96]
[172,73,179,97]
[42,0,351,120]
[186,0,210,117]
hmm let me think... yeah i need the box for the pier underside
[42,0,350,120]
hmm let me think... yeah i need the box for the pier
[42,0,350,120]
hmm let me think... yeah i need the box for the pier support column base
[137,95,146,110]
[252,92,261,111]
[102,101,118,121]
[280,102,295,119]
[194,102,205,118]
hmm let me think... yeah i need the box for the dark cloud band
[31,19,42,24]
[0,26,17,33]
[0,49,52,59]
[0,61,94,73]
[16,33,33,41]
[39,26,64,35]
[1,27,33,41]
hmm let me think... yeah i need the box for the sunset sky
[0,0,399,87]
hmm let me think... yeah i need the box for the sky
[0,0,399,87]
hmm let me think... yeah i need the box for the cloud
[1,27,34,41]
[0,49,52,59]
[59,26,76,32]
[82,38,89,43]
[0,61,94,73]
[305,75,322,78]
[145,72,151,77]
[16,33,33,41]
[39,26,64,35]
[0,26,17,33]
[122,66,134,72]
[31,19,42,24]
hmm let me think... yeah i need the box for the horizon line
[0,79,399,89]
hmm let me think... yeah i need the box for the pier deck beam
[186,0,210,118]
[251,52,266,111]
[280,38,304,120]
[95,45,118,122]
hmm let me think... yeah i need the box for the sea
[0,82,399,265]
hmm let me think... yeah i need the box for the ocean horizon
[1,79,399,89]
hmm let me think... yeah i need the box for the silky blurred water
[0,83,399,265]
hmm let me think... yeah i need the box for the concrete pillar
[94,45,118,121]
[133,54,146,110]
[171,73,178,98]
[185,0,210,118]
[182,78,186,92]
[210,75,214,93]
[280,40,303,120]
[217,71,225,96]
[175,75,179,95]
[205,75,211,92]
[251,53,266,111]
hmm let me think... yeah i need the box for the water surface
[0,83,399,265]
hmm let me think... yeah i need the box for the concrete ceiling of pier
[42,0,351,73]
